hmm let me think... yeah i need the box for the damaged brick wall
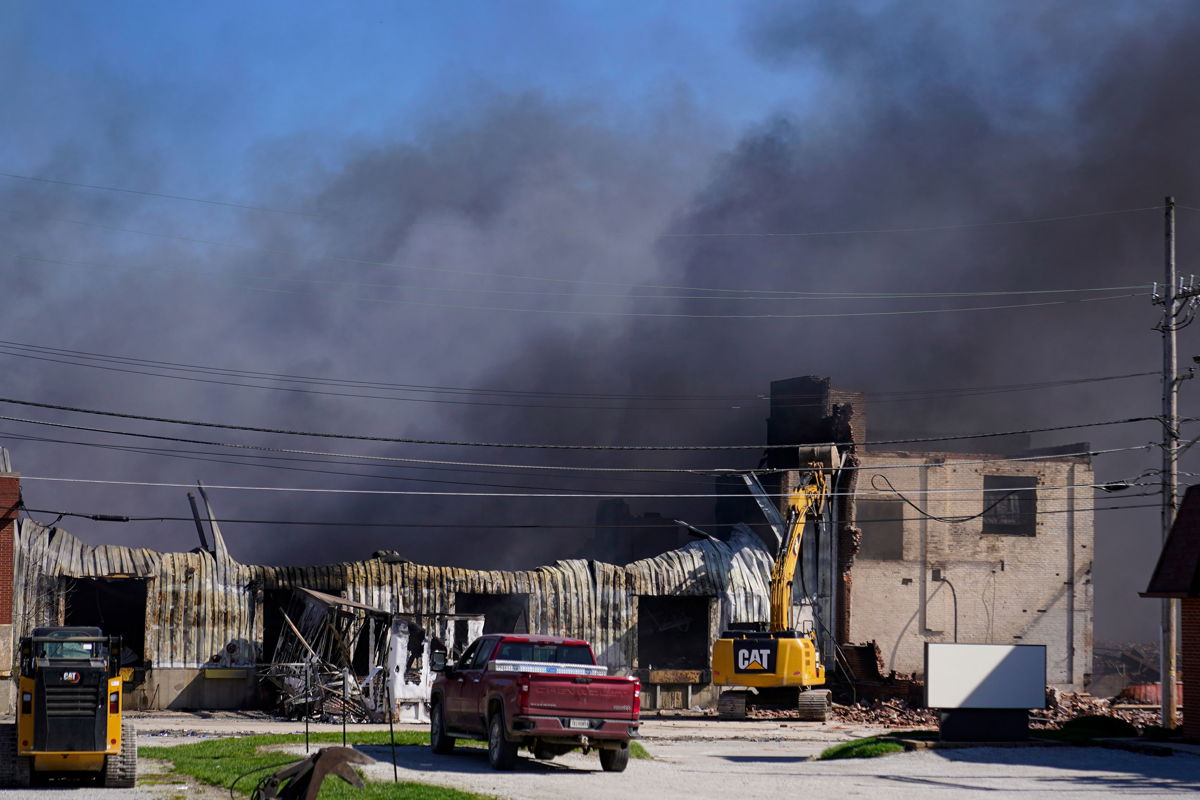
[848,451,1093,689]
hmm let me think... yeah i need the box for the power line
[15,473,1154,499]
[0,335,1160,405]
[9,251,1149,304]
[0,428,709,491]
[2,206,1150,301]
[16,253,1148,320]
[0,171,320,218]
[0,395,1159,450]
[17,500,1161,529]
[0,421,1155,481]
[0,339,1159,412]
[662,205,1164,238]
[0,168,1162,241]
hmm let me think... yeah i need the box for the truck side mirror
[430,651,448,672]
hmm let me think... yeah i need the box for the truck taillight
[517,674,530,713]
[632,680,641,716]
[21,692,31,715]
[109,692,120,715]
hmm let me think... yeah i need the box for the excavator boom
[711,446,841,720]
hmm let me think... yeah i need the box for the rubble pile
[816,690,1167,730]
[1030,689,1163,730]
[830,697,938,728]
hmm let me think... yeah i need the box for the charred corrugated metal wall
[11,518,775,709]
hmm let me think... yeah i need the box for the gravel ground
[4,712,1198,799]
[349,739,1200,800]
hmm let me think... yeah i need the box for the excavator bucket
[795,445,841,471]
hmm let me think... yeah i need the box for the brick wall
[0,473,16,628]
[0,472,17,713]
[1184,599,1199,739]
[846,452,1093,688]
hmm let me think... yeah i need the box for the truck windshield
[496,642,593,665]
[38,638,106,660]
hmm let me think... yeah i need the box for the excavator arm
[768,467,830,632]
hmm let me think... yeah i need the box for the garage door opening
[62,577,149,669]
[454,593,529,634]
[637,595,712,670]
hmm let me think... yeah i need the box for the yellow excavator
[711,446,840,721]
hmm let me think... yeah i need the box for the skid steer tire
[0,723,31,788]
[796,689,831,722]
[103,722,137,788]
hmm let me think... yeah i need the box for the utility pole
[1161,196,1179,729]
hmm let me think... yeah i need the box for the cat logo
[733,640,777,674]
[61,671,81,683]
[737,649,770,670]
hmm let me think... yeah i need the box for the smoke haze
[4,1,1200,641]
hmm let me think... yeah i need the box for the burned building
[1,469,779,714]
[0,378,1095,716]
[762,377,1094,689]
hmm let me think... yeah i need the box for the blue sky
[2,0,806,186]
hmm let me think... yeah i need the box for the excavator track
[795,689,831,722]
[717,690,749,719]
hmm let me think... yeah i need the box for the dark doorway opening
[455,593,529,634]
[62,577,149,668]
[637,595,712,670]
[261,589,295,662]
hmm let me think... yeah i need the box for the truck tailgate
[525,675,637,719]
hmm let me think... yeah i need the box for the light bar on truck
[489,660,609,676]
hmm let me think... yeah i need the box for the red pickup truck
[429,633,641,771]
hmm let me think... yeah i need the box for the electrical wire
[0,170,320,218]
[661,206,1164,238]
[14,473,1155,499]
[871,473,1031,523]
[15,500,1163,528]
[0,168,1162,239]
[0,336,1160,409]
[0,423,1156,482]
[10,252,1151,304]
[14,253,1149,320]
[0,206,1155,301]
[0,429,712,493]
[0,395,1160,450]
[0,429,714,486]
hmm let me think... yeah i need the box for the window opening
[856,499,904,560]
[982,475,1037,536]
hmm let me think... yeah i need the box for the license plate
[568,719,591,730]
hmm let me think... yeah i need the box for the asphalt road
[349,738,1200,800]
[3,714,1198,798]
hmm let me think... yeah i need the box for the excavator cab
[711,446,840,721]
[1,626,137,788]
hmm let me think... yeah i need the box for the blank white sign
[925,643,1046,709]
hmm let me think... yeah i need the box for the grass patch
[818,736,906,760]
[143,730,649,795]
[142,732,489,799]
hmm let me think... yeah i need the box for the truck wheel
[103,722,137,788]
[430,702,455,754]
[0,724,31,788]
[487,713,518,770]
[599,744,630,773]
